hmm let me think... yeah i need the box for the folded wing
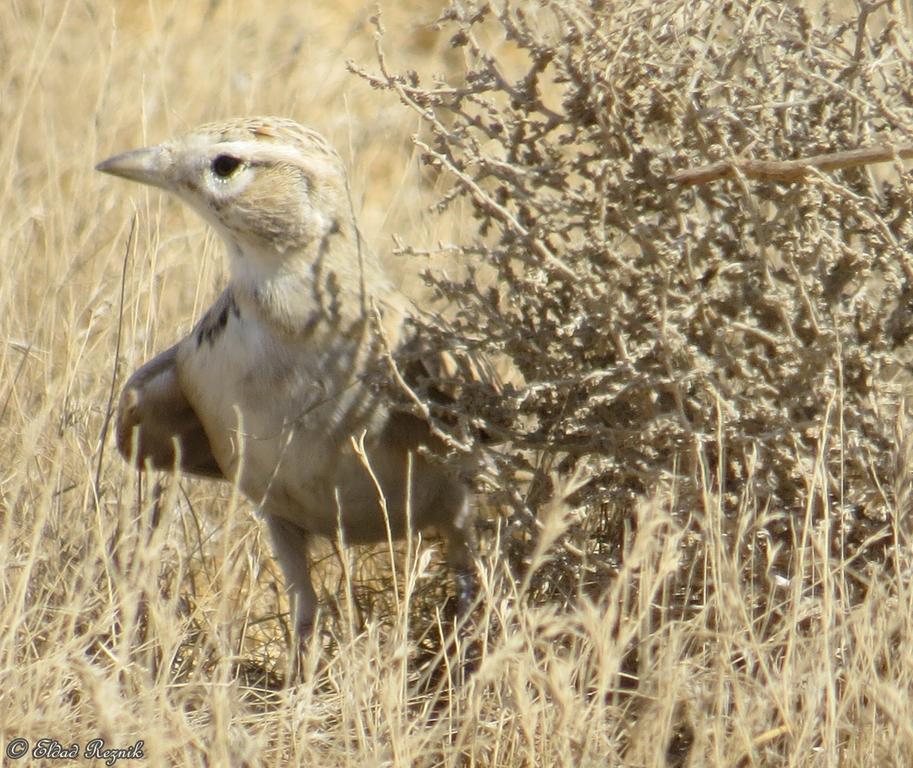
[116,343,224,479]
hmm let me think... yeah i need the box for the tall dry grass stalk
[3,1,913,766]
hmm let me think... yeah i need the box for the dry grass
[4,1,913,766]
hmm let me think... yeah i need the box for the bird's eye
[211,154,242,178]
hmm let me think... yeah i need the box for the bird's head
[96,117,397,331]
[97,117,356,263]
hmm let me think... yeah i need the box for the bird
[96,117,477,643]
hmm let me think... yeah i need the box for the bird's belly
[179,312,389,530]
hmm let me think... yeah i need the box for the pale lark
[96,117,476,641]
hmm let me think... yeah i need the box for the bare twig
[853,1,892,65]
[674,143,913,186]
[362,15,578,283]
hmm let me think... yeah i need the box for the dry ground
[3,1,913,766]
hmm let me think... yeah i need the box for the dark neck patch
[196,290,241,347]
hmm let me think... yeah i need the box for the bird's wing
[393,332,510,447]
[116,342,225,479]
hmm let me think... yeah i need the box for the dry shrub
[355,0,913,601]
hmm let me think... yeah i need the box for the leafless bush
[354,0,913,599]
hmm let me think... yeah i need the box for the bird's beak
[96,145,172,190]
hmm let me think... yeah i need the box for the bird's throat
[227,240,371,336]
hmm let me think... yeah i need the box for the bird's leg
[445,493,479,623]
[265,514,318,653]
[442,494,482,680]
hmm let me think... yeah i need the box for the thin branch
[412,137,577,281]
[363,15,577,282]
[674,143,913,187]
[852,0,892,65]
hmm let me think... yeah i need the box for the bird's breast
[177,302,388,512]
